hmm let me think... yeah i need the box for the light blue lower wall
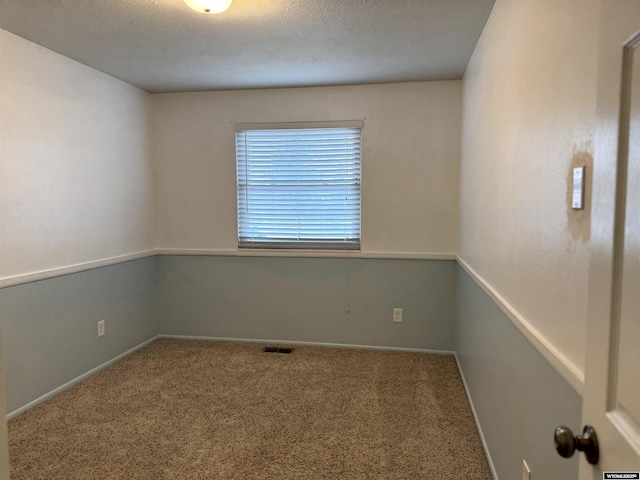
[1,254,585,480]
[156,256,456,351]
[0,257,158,414]
[455,265,582,480]
[1,255,455,415]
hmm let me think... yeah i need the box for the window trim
[233,120,364,132]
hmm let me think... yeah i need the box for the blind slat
[236,127,361,249]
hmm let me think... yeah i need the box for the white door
[580,1,640,477]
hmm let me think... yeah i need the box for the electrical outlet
[393,308,403,323]
[98,320,105,337]
[522,460,531,480]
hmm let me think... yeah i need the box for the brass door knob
[554,425,599,465]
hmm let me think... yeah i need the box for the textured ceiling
[0,0,495,93]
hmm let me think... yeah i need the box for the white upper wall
[459,0,600,381]
[153,82,462,255]
[0,29,155,281]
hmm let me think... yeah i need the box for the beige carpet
[9,339,492,479]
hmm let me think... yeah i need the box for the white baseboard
[7,335,453,420]
[454,353,499,480]
[7,336,159,420]
[158,334,454,355]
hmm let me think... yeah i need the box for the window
[235,121,362,250]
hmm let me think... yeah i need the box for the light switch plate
[393,308,403,323]
[572,166,585,210]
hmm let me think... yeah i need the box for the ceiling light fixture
[184,0,232,14]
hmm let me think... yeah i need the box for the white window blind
[236,124,362,249]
